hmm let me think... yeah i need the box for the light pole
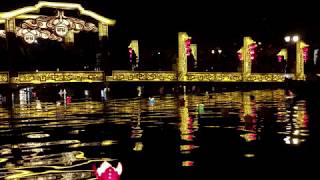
[283,35,299,75]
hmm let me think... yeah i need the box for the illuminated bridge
[107,71,290,83]
[0,71,292,84]
[0,2,307,84]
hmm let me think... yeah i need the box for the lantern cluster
[185,38,191,56]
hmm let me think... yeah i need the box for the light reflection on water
[0,89,311,179]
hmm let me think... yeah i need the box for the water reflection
[179,95,198,167]
[0,89,314,179]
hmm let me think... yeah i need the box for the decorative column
[98,22,108,40]
[242,37,256,81]
[5,18,18,79]
[128,40,139,69]
[190,44,197,68]
[177,32,191,81]
[97,22,109,75]
[295,41,308,80]
[5,18,15,33]
[5,18,17,108]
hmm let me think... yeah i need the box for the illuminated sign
[15,10,98,43]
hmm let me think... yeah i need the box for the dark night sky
[1,0,319,73]
[1,0,320,46]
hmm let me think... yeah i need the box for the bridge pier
[4,18,18,109]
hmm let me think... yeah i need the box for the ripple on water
[0,90,312,179]
[26,133,50,139]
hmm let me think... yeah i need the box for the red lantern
[185,38,191,56]
[248,43,257,60]
[129,48,133,62]
[238,52,243,61]
[303,47,308,62]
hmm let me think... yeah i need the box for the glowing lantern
[185,38,191,56]
[128,48,133,63]
[182,161,194,167]
[303,47,309,62]
[248,43,257,60]
[237,48,243,61]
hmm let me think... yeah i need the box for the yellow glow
[0,71,299,84]
[75,152,85,159]
[98,22,108,39]
[292,138,299,144]
[0,7,37,19]
[180,144,194,151]
[110,71,288,82]
[11,71,104,84]
[65,30,74,44]
[0,72,8,83]
[242,92,252,117]
[187,72,243,82]
[296,41,308,80]
[0,148,11,155]
[0,158,8,163]
[190,44,197,66]
[37,1,82,10]
[5,19,15,32]
[182,161,194,167]
[242,36,256,80]
[178,32,191,81]
[0,30,5,38]
[277,49,288,60]
[244,154,255,158]
[16,14,41,19]
[81,10,115,26]
[101,140,116,146]
[0,1,115,26]
[110,71,176,82]
[284,136,290,144]
[133,142,143,151]
[129,40,140,65]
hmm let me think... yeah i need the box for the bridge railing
[0,71,296,84]
[245,73,292,82]
[107,71,291,82]
[0,72,9,84]
[186,72,242,82]
[107,71,177,82]
[10,71,105,84]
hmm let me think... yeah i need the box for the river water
[0,89,317,179]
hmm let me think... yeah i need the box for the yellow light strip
[0,1,115,26]
[0,14,42,24]
[16,14,41,19]
[0,6,37,19]
[36,1,83,10]
[98,22,108,39]
[81,10,115,26]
